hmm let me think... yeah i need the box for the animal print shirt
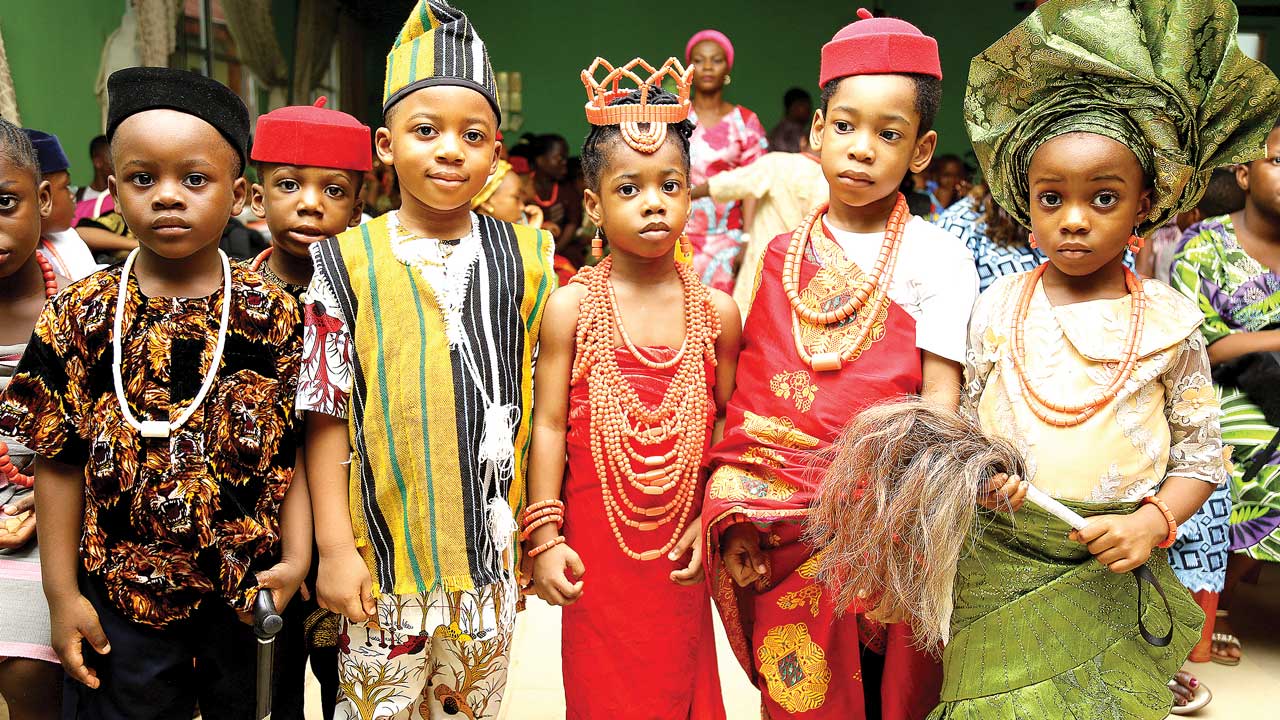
[0,265,302,628]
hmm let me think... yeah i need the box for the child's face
[43,170,75,233]
[108,109,247,260]
[250,164,363,260]
[583,136,690,261]
[811,75,936,211]
[1237,126,1280,218]
[375,85,499,215]
[0,158,51,281]
[479,171,525,224]
[1027,132,1151,277]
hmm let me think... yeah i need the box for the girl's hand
[0,493,37,550]
[316,544,376,623]
[253,558,308,616]
[1069,505,1169,573]
[978,473,1027,512]
[532,543,585,606]
[721,522,767,587]
[669,519,705,586]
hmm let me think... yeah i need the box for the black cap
[106,67,250,169]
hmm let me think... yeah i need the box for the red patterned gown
[703,218,973,720]
[561,348,725,720]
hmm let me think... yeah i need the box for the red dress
[702,229,942,720]
[561,348,725,720]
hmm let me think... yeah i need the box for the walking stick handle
[254,589,284,640]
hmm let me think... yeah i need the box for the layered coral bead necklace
[1009,262,1145,427]
[571,256,721,561]
[783,193,907,372]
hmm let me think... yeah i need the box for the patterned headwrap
[965,0,1280,235]
[383,0,500,122]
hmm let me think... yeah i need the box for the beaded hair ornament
[581,57,694,154]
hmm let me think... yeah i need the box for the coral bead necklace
[571,256,721,561]
[1009,262,1146,427]
[783,193,907,372]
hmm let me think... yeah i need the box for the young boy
[691,135,828,316]
[22,129,99,279]
[701,10,979,720]
[299,3,553,719]
[1,66,309,719]
[246,96,370,720]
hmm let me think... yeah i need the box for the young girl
[933,1,1279,717]
[0,118,66,720]
[525,58,740,719]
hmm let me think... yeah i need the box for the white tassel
[478,402,519,479]
[488,497,517,553]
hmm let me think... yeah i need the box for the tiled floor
[4,568,1275,718]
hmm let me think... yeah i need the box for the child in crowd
[1138,167,1245,283]
[691,134,827,316]
[73,134,111,205]
[21,130,98,280]
[0,118,67,720]
[1,67,310,719]
[526,58,740,719]
[246,96,371,720]
[299,3,553,718]
[944,0,1277,717]
[702,10,978,719]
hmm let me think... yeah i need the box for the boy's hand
[532,543,585,606]
[721,522,767,587]
[978,473,1028,512]
[1070,505,1169,573]
[317,545,376,623]
[49,593,110,689]
[243,559,308,624]
[0,493,37,550]
[669,519,705,586]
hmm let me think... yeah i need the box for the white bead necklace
[111,248,232,439]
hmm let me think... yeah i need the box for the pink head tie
[685,29,734,70]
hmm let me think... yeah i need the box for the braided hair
[581,88,695,190]
[0,117,40,181]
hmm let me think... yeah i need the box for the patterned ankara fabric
[1170,214,1280,561]
[965,0,1279,236]
[335,583,516,720]
[687,105,768,293]
[297,212,554,596]
[0,266,302,627]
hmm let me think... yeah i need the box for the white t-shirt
[823,215,978,363]
[39,228,101,281]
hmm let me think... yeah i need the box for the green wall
[1,0,126,186]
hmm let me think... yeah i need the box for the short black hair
[820,73,942,136]
[783,87,812,110]
[1198,166,1246,217]
[0,117,40,181]
[89,134,109,156]
[581,89,696,189]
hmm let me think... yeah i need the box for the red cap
[819,8,941,88]
[250,97,372,172]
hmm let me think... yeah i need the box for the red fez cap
[819,8,941,88]
[251,97,372,172]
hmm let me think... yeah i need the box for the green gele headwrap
[966,0,1280,235]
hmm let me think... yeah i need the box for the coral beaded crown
[581,57,693,154]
